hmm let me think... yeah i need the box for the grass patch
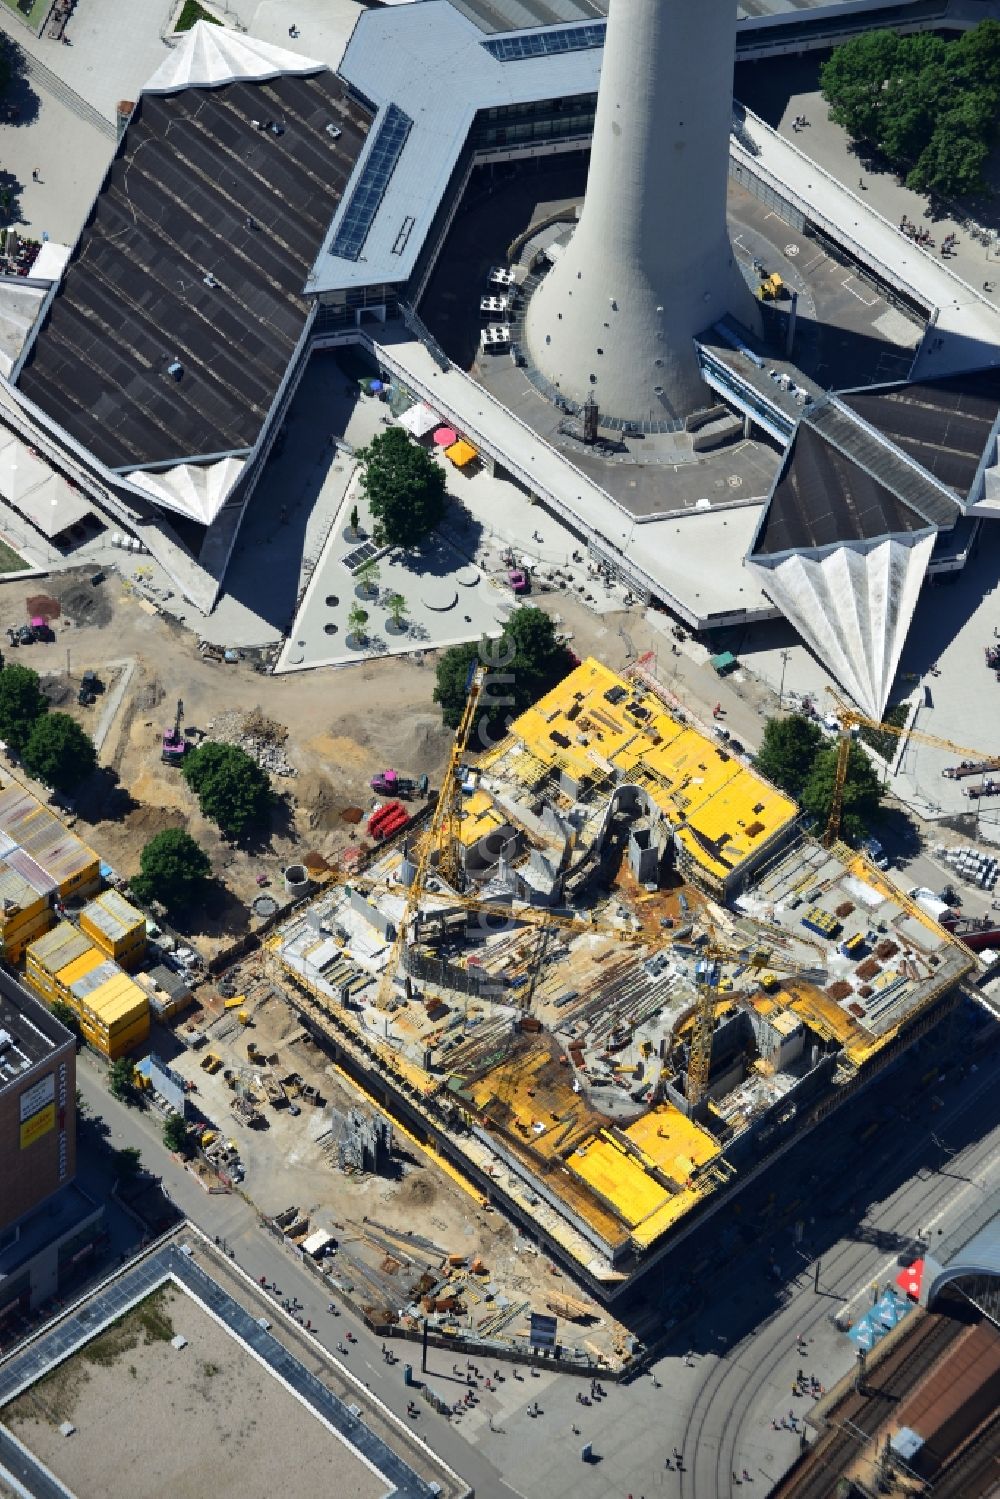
[175,0,221,30]
[0,0,50,30]
[0,537,27,573]
[4,1290,176,1429]
[859,701,909,762]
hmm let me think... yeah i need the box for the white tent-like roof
[749,533,936,722]
[397,402,439,439]
[144,20,323,95]
[0,429,92,538]
[123,456,245,525]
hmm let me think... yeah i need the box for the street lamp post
[778,649,791,708]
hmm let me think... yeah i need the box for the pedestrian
[858,177,866,190]
[743,1471,752,1483]
[665,1457,673,1469]
[31,169,39,183]
[733,1474,742,1486]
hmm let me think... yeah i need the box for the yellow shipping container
[80,890,147,970]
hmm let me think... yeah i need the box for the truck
[370,769,429,799]
[907,886,957,924]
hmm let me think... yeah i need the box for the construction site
[257,657,977,1303]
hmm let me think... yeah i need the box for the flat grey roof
[0,969,71,1098]
[315,1,603,294]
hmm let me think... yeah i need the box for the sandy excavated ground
[2,1287,386,1499]
[0,566,650,958]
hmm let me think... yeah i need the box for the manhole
[252,894,278,919]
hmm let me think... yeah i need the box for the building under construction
[271,660,975,1302]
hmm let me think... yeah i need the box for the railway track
[779,1312,963,1499]
[676,1097,1000,1499]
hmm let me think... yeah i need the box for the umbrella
[434,426,458,447]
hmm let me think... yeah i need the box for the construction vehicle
[966,778,1000,800]
[162,698,187,765]
[199,1052,222,1074]
[757,271,785,301]
[370,769,428,798]
[822,690,995,847]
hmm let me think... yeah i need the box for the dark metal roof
[753,418,933,557]
[838,369,1000,500]
[17,73,372,471]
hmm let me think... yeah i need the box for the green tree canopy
[801,740,884,844]
[114,1145,143,1177]
[22,712,96,791]
[357,427,448,548]
[434,607,576,740]
[131,828,212,913]
[108,1057,137,1102]
[754,714,824,800]
[162,1114,189,1153]
[50,999,80,1040]
[181,741,272,839]
[0,662,47,755]
[820,21,1000,198]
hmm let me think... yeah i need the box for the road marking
[803,251,829,273]
[841,275,880,307]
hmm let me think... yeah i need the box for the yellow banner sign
[20,1102,55,1148]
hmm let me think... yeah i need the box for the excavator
[161,698,187,766]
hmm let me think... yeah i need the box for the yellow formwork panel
[455,789,505,848]
[566,1133,668,1228]
[624,1106,721,1177]
[498,658,796,886]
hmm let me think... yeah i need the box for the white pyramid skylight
[749,533,936,721]
[124,456,245,524]
[144,21,323,94]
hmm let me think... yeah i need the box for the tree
[0,662,47,755]
[114,1145,143,1177]
[801,740,884,844]
[347,602,369,642]
[181,741,272,839]
[820,22,1000,199]
[50,999,80,1040]
[434,607,576,741]
[349,503,360,536]
[131,828,212,913]
[108,1057,137,1102]
[754,715,824,800]
[22,711,96,791]
[386,592,407,629]
[162,1114,189,1154]
[357,427,447,548]
[355,557,380,598]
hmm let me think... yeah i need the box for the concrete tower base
[524,0,758,426]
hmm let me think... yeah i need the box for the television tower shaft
[524,0,756,424]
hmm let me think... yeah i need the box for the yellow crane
[376,664,486,1008]
[686,941,788,1107]
[822,689,996,847]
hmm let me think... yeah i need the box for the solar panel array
[483,22,605,62]
[330,104,413,262]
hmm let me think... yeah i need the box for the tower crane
[822,690,994,848]
[376,665,486,1008]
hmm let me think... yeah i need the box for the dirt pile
[206,707,297,777]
